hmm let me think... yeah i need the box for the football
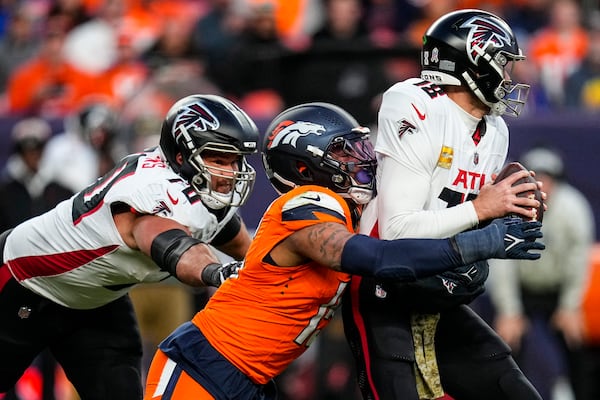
[494,162,544,222]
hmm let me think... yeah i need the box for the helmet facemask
[322,128,376,205]
[465,50,530,117]
[186,142,256,210]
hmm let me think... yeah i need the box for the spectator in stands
[287,0,390,126]
[404,0,457,48]
[60,0,123,77]
[0,5,40,94]
[141,16,197,73]
[489,145,595,400]
[564,27,600,110]
[47,0,92,33]
[0,117,72,234]
[528,0,589,107]
[133,15,221,120]
[191,0,245,90]
[4,20,91,117]
[503,0,553,37]
[39,100,124,193]
[224,2,287,120]
[312,0,369,45]
[363,0,409,47]
[95,32,149,109]
[0,117,74,400]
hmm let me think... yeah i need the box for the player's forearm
[380,203,478,239]
[340,218,543,280]
[176,244,221,286]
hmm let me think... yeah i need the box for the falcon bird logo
[461,16,512,65]
[267,120,325,149]
[173,103,220,139]
[397,118,416,139]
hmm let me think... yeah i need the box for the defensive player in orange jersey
[144,102,545,400]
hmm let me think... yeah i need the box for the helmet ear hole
[296,161,312,180]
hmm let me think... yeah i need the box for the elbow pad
[340,234,463,281]
[150,229,202,277]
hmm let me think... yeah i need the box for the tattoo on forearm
[306,223,347,270]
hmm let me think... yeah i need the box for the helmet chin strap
[345,187,373,205]
[179,159,197,180]
[200,192,229,210]
[462,71,507,116]
[489,102,507,116]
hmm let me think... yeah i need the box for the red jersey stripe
[8,245,119,281]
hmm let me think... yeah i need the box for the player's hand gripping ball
[494,162,544,222]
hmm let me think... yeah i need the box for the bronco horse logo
[267,120,326,149]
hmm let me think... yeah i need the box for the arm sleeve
[376,155,479,239]
[340,234,463,280]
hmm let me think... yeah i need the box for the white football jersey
[362,78,509,240]
[3,148,239,309]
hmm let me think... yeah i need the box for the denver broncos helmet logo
[267,120,326,149]
[460,16,513,65]
[173,103,220,138]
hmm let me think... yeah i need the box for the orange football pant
[144,350,214,400]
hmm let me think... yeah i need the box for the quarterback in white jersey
[342,9,545,400]
[0,94,259,400]
[361,77,510,239]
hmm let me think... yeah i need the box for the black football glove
[495,217,545,259]
[201,261,243,287]
[454,217,545,264]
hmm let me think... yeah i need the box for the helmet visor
[324,128,377,203]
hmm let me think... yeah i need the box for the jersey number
[415,80,445,99]
[439,187,478,208]
[294,281,348,347]
[71,154,143,224]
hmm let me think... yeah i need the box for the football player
[143,102,544,400]
[0,94,258,399]
[342,9,545,400]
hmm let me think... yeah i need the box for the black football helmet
[66,101,120,151]
[421,9,530,117]
[262,102,376,205]
[159,94,259,209]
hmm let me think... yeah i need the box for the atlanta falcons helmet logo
[460,16,513,65]
[266,120,326,149]
[173,103,220,139]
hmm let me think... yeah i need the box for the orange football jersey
[193,185,354,384]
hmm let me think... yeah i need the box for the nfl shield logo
[18,306,32,319]
[375,285,387,299]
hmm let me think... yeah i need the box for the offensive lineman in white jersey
[0,94,259,399]
[342,9,545,400]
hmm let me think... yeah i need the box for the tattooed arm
[269,222,353,270]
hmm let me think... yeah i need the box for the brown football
[494,162,544,222]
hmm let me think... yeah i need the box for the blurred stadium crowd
[0,0,600,128]
[1,0,600,400]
